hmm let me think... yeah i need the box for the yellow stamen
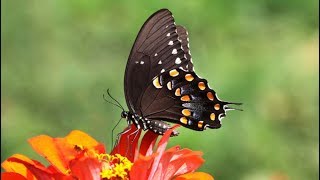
[100,153,133,179]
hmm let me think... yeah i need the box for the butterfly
[120,9,241,136]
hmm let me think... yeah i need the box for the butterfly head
[121,111,129,119]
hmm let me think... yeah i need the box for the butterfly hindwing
[140,68,225,130]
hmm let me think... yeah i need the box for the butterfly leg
[113,124,133,150]
[125,128,140,157]
[145,119,179,136]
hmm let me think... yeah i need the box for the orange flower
[2,125,213,180]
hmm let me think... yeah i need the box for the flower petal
[169,153,204,177]
[5,156,54,180]
[139,130,159,157]
[28,135,69,173]
[173,172,214,180]
[129,154,155,180]
[63,130,100,149]
[1,172,27,180]
[148,125,180,180]
[1,154,44,179]
[69,157,101,180]
[111,125,142,162]
[28,130,103,174]
[153,146,179,180]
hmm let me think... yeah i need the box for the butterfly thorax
[121,111,179,136]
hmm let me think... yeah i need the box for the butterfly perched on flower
[119,9,241,136]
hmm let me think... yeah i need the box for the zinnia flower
[2,125,213,180]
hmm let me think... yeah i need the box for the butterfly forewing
[124,9,194,114]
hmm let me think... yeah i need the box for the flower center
[99,153,133,179]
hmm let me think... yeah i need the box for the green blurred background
[1,0,319,179]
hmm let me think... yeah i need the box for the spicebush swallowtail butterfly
[120,9,241,136]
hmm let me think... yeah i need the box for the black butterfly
[120,9,241,136]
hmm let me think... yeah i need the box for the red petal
[148,125,180,180]
[152,146,179,180]
[69,157,101,180]
[169,153,204,177]
[139,130,159,157]
[169,148,202,162]
[111,125,142,162]
[1,172,27,180]
[129,155,155,180]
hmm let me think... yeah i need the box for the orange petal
[1,172,27,180]
[53,130,104,163]
[28,130,102,174]
[174,172,214,180]
[4,156,56,179]
[63,130,99,149]
[1,154,37,179]
[28,135,68,174]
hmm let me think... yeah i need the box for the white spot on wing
[175,57,181,64]
[135,61,139,64]
[179,67,187,71]
[161,69,165,73]
[168,40,173,45]
[166,33,170,37]
[166,25,169,28]
[140,61,144,64]
[154,53,158,56]
[158,60,162,64]
[172,49,177,54]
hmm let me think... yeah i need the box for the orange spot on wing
[175,88,181,96]
[214,104,220,110]
[169,69,179,77]
[210,113,215,121]
[185,74,194,81]
[207,92,214,101]
[181,95,191,102]
[198,121,204,128]
[198,82,206,90]
[180,117,188,124]
[152,77,162,89]
[182,109,191,116]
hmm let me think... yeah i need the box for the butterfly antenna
[103,89,125,111]
[107,89,125,111]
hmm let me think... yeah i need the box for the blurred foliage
[1,0,319,179]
